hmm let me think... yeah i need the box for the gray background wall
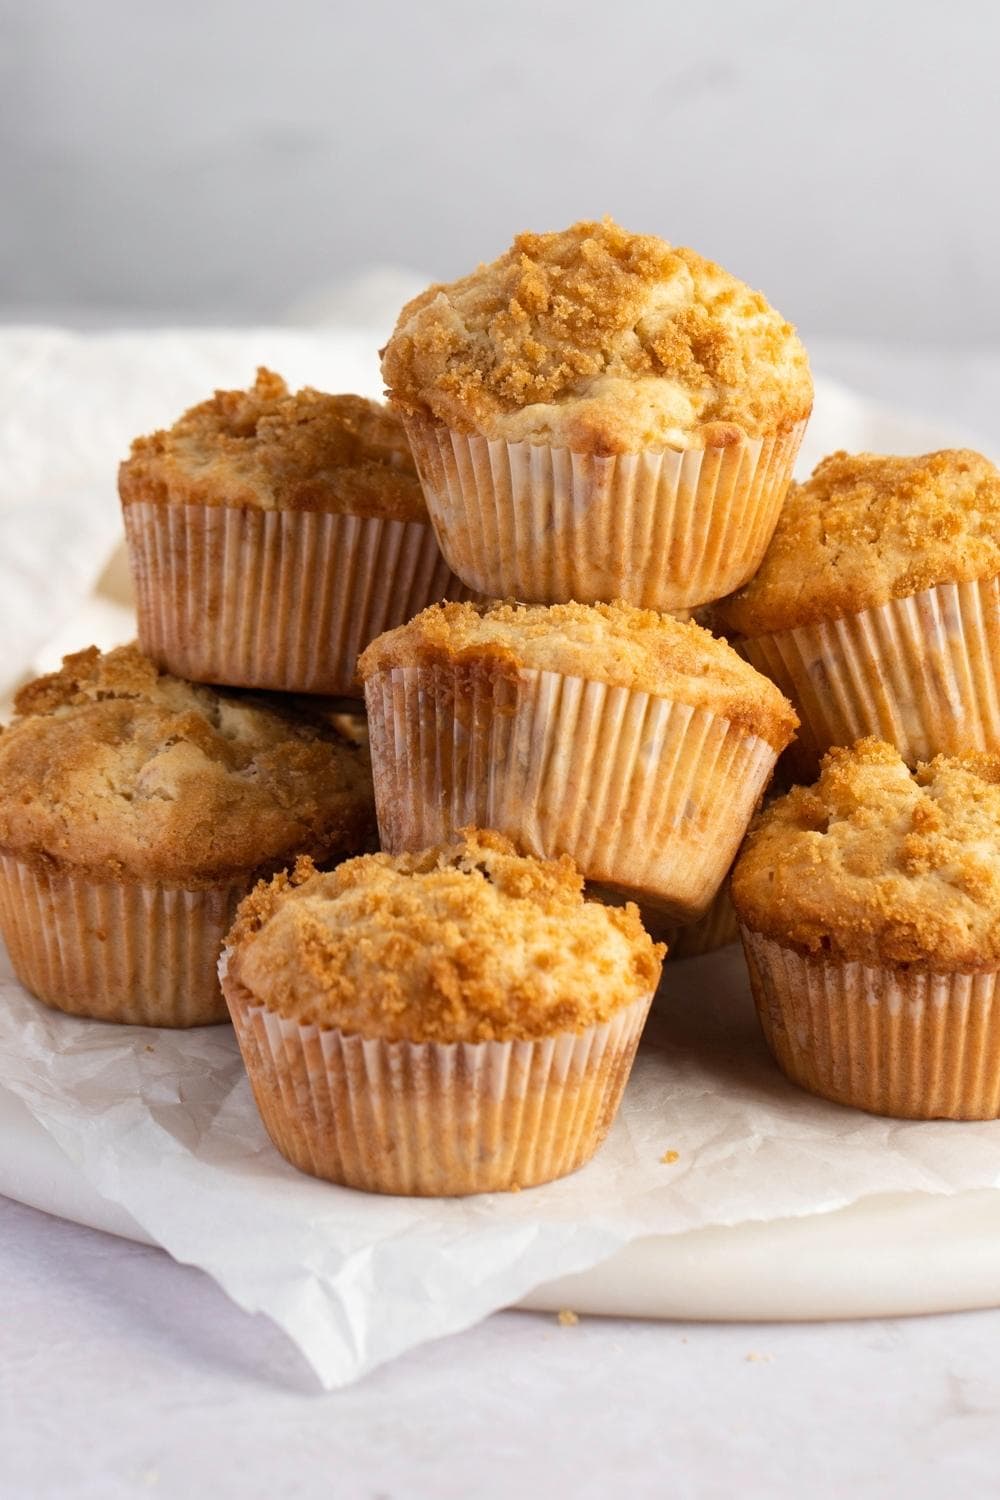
[2,0,998,342]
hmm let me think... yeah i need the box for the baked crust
[118,367,427,519]
[225,829,664,1043]
[717,449,1000,637]
[731,738,1000,969]
[358,599,798,753]
[381,218,812,453]
[0,645,376,885]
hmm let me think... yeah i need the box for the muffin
[588,876,738,961]
[359,600,797,920]
[659,883,740,960]
[716,449,1000,776]
[732,738,1000,1119]
[220,830,663,1195]
[381,218,812,611]
[0,645,375,1026]
[120,367,469,696]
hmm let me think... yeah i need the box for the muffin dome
[381,218,812,452]
[119,366,426,519]
[718,449,1000,637]
[731,738,1000,969]
[0,644,375,883]
[226,829,664,1043]
[359,599,798,752]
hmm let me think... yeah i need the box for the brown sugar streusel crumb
[225,829,665,1044]
[118,367,428,520]
[731,738,1000,969]
[358,599,798,753]
[717,449,1000,637]
[0,644,375,885]
[381,218,812,452]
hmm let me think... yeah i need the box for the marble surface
[3,1195,999,1499]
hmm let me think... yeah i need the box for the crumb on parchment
[661,1149,679,1164]
[557,1309,579,1327]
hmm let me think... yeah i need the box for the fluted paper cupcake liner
[364,664,778,919]
[739,577,1000,776]
[741,926,1000,1119]
[0,852,242,1025]
[662,884,740,961]
[402,416,806,611]
[124,501,470,695]
[222,964,653,1195]
[586,879,737,960]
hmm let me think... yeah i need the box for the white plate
[5,1077,1000,1324]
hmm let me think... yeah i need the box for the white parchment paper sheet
[3,944,1000,1388]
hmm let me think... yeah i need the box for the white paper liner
[222,964,652,1196]
[586,880,737,967]
[662,885,740,961]
[124,501,469,695]
[739,577,1000,775]
[402,416,806,611]
[364,664,778,919]
[0,852,241,1025]
[741,927,1000,1120]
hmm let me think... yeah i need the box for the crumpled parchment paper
[4,944,1000,1388]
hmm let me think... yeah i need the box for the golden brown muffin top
[717,449,1000,637]
[0,645,375,886]
[381,218,813,453]
[225,829,664,1043]
[731,738,1000,969]
[119,367,427,518]
[359,599,798,752]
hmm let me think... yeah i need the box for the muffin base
[222,966,653,1196]
[739,576,1000,776]
[0,852,243,1026]
[661,885,740,961]
[402,416,806,611]
[124,500,468,695]
[364,663,777,920]
[741,926,1000,1120]
[587,879,738,960]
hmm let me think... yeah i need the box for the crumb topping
[0,645,376,884]
[119,367,427,519]
[718,449,1000,636]
[381,218,812,452]
[359,599,798,752]
[225,829,664,1043]
[731,737,1000,968]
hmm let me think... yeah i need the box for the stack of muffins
[3,219,1000,1204]
[719,449,1000,1119]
